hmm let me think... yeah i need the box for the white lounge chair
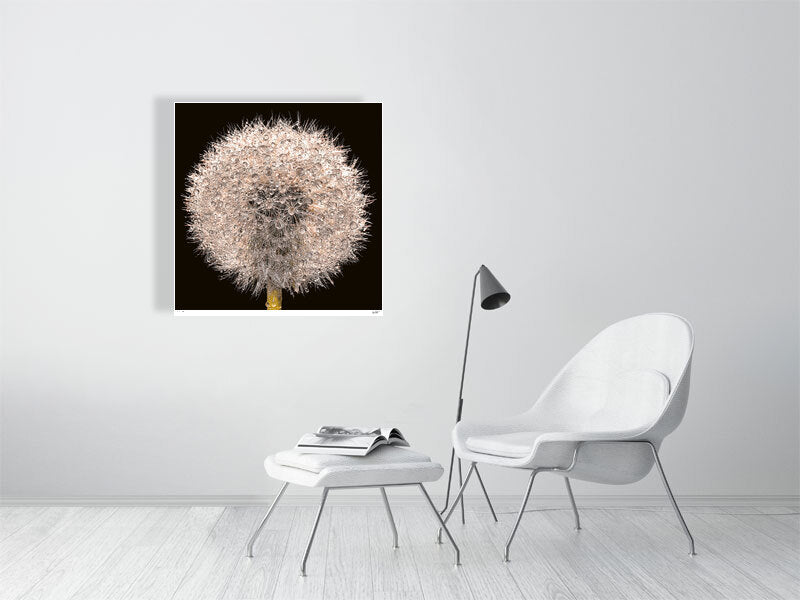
[439,313,697,561]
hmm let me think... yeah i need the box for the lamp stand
[440,269,499,524]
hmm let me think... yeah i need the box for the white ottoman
[245,446,461,575]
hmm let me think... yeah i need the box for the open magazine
[294,426,410,456]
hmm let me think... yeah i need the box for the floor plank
[222,506,297,600]
[0,508,46,544]
[0,503,797,600]
[401,503,474,600]
[536,507,643,599]
[480,504,587,600]
[172,507,262,600]
[0,507,116,600]
[18,508,150,600]
[542,508,677,600]
[718,508,800,552]
[118,506,224,600]
[453,508,525,600]
[0,507,82,573]
[366,500,425,600]
[68,507,188,600]
[685,510,800,599]
[591,508,744,600]
[324,506,373,600]
[268,504,331,600]
[753,505,800,515]
[542,507,661,599]
[624,508,783,600]
[748,507,800,549]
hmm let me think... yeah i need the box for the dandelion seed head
[185,117,372,297]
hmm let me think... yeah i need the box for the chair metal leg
[380,487,399,549]
[300,488,329,576]
[474,466,498,522]
[437,462,476,543]
[648,442,696,556]
[457,458,465,524]
[564,477,581,530]
[419,484,461,566]
[245,481,289,557]
[504,470,538,562]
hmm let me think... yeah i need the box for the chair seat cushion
[265,445,444,488]
[465,432,542,458]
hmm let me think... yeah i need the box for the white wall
[1,0,797,500]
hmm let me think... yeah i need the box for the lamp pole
[440,266,499,524]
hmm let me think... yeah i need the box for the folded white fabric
[273,446,435,473]
[266,445,444,488]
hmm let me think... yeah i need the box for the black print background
[174,102,382,310]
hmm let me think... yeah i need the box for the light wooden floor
[0,503,797,600]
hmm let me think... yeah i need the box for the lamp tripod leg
[419,484,461,567]
[457,458,465,524]
[440,448,456,514]
[437,463,476,543]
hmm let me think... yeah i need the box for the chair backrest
[528,313,694,443]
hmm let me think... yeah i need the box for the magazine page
[316,426,407,445]
[301,426,408,454]
[380,427,409,446]
[316,426,381,436]
[298,433,380,450]
[295,432,387,456]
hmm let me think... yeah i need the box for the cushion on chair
[588,369,671,431]
[465,431,542,458]
[273,446,434,473]
[463,370,671,460]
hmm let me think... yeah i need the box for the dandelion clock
[175,103,382,313]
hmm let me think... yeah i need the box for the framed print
[174,102,382,315]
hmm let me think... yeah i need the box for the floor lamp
[441,264,510,524]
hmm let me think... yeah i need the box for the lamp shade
[479,265,510,310]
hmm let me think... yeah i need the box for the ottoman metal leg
[301,487,329,577]
[380,487,399,549]
[246,481,289,557]
[418,484,461,567]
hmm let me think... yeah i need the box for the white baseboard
[1,494,797,507]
